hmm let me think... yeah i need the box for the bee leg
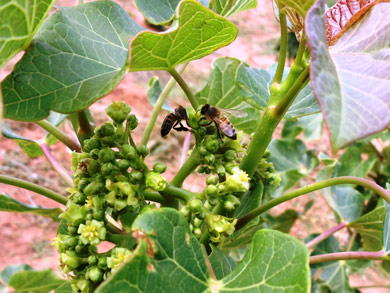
[214,122,224,141]
[173,121,189,132]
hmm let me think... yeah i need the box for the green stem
[144,190,165,203]
[170,147,201,187]
[309,250,389,264]
[164,184,194,202]
[35,120,81,152]
[272,12,288,84]
[294,36,307,67]
[0,175,68,205]
[77,110,94,139]
[141,63,189,146]
[168,67,198,109]
[236,176,390,230]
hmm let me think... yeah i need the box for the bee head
[200,104,210,115]
[175,106,188,119]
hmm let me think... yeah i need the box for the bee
[200,104,247,140]
[161,106,189,137]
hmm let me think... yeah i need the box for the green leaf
[1,265,33,285]
[309,235,354,292]
[54,282,72,293]
[307,0,390,150]
[282,113,323,141]
[3,1,143,121]
[0,193,62,220]
[97,208,209,292]
[337,145,376,178]
[237,63,320,119]
[208,0,257,17]
[134,0,181,25]
[0,0,54,69]
[220,229,310,292]
[8,269,65,292]
[234,181,263,218]
[349,205,386,251]
[130,0,238,71]
[106,232,136,250]
[147,76,172,112]
[277,0,315,17]
[2,122,43,157]
[196,57,261,134]
[209,245,237,280]
[263,209,299,233]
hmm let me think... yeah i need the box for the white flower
[225,167,250,192]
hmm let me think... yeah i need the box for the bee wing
[219,107,248,118]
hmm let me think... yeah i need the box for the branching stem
[306,222,347,249]
[272,12,288,84]
[168,67,198,109]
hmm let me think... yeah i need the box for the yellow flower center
[82,224,99,241]
[85,196,94,209]
[114,253,130,268]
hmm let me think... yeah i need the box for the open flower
[107,248,132,271]
[145,172,167,191]
[206,214,237,243]
[225,167,250,192]
[78,220,106,245]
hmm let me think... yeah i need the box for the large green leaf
[97,208,210,292]
[220,229,310,291]
[2,1,143,121]
[237,63,320,119]
[0,193,62,220]
[134,0,181,25]
[349,205,386,251]
[0,0,54,69]
[2,266,65,293]
[208,0,257,17]
[282,113,323,141]
[307,0,390,150]
[130,0,238,71]
[196,57,261,134]
[209,245,237,280]
[337,145,377,178]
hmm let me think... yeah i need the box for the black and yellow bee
[161,106,189,137]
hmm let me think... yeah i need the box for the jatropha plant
[1,0,390,292]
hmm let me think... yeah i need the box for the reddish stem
[310,250,388,264]
[306,222,347,249]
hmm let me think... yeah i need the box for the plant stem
[180,132,192,167]
[309,250,389,264]
[306,222,347,249]
[0,175,68,205]
[170,147,201,187]
[35,120,81,152]
[41,143,74,187]
[77,110,94,139]
[164,184,193,202]
[272,12,288,84]
[236,176,390,230]
[202,245,216,279]
[144,190,165,203]
[141,63,189,146]
[168,67,198,109]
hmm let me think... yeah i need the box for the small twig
[306,222,347,249]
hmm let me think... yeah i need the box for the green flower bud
[75,244,88,255]
[180,206,191,217]
[60,250,83,268]
[137,145,149,157]
[96,123,115,138]
[223,195,241,211]
[153,162,167,173]
[71,192,87,205]
[193,227,202,238]
[263,149,271,158]
[193,217,202,227]
[107,248,132,271]
[88,255,98,265]
[225,162,237,174]
[130,171,143,181]
[93,208,105,221]
[197,166,205,173]
[59,203,88,225]
[77,178,90,191]
[121,144,138,160]
[86,213,93,221]
[101,162,117,175]
[83,138,100,152]
[218,184,226,194]
[70,277,91,293]
[71,152,81,171]
[64,235,79,248]
[205,154,215,164]
[189,199,203,214]
[145,172,167,191]
[90,148,100,159]
[126,114,138,130]
[215,165,226,176]
[78,220,106,246]
[86,159,100,174]
[68,225,78,236]
[206,185,218,197]
[199,146,208,156]
[225,167,250,192]
[224,150,237,162]
[98,148,116,163]
[198,210,207,219]
[206,175,219,185]
[87,266,103,283]
[89,245,98,254]
[84,180,104,195]
[106,101,131,124]
[207,197,218,206]
[100,135,117,147]
[198,127,207,137]
[206,139,219,153]
[186,106,199,129]
[114,199,127,211]
[116,159,130,170]
[98,257,108,269]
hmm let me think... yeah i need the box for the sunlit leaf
[130,0,238,71]
[0,265,33,285]
[0,193,62,220]
[196,57,261,134]
[2,1,143,121]
[134,0,181,25]
[208,0,257,17]
[0,0,54,69]
[307,0,390,150]
[221,229,310,291]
